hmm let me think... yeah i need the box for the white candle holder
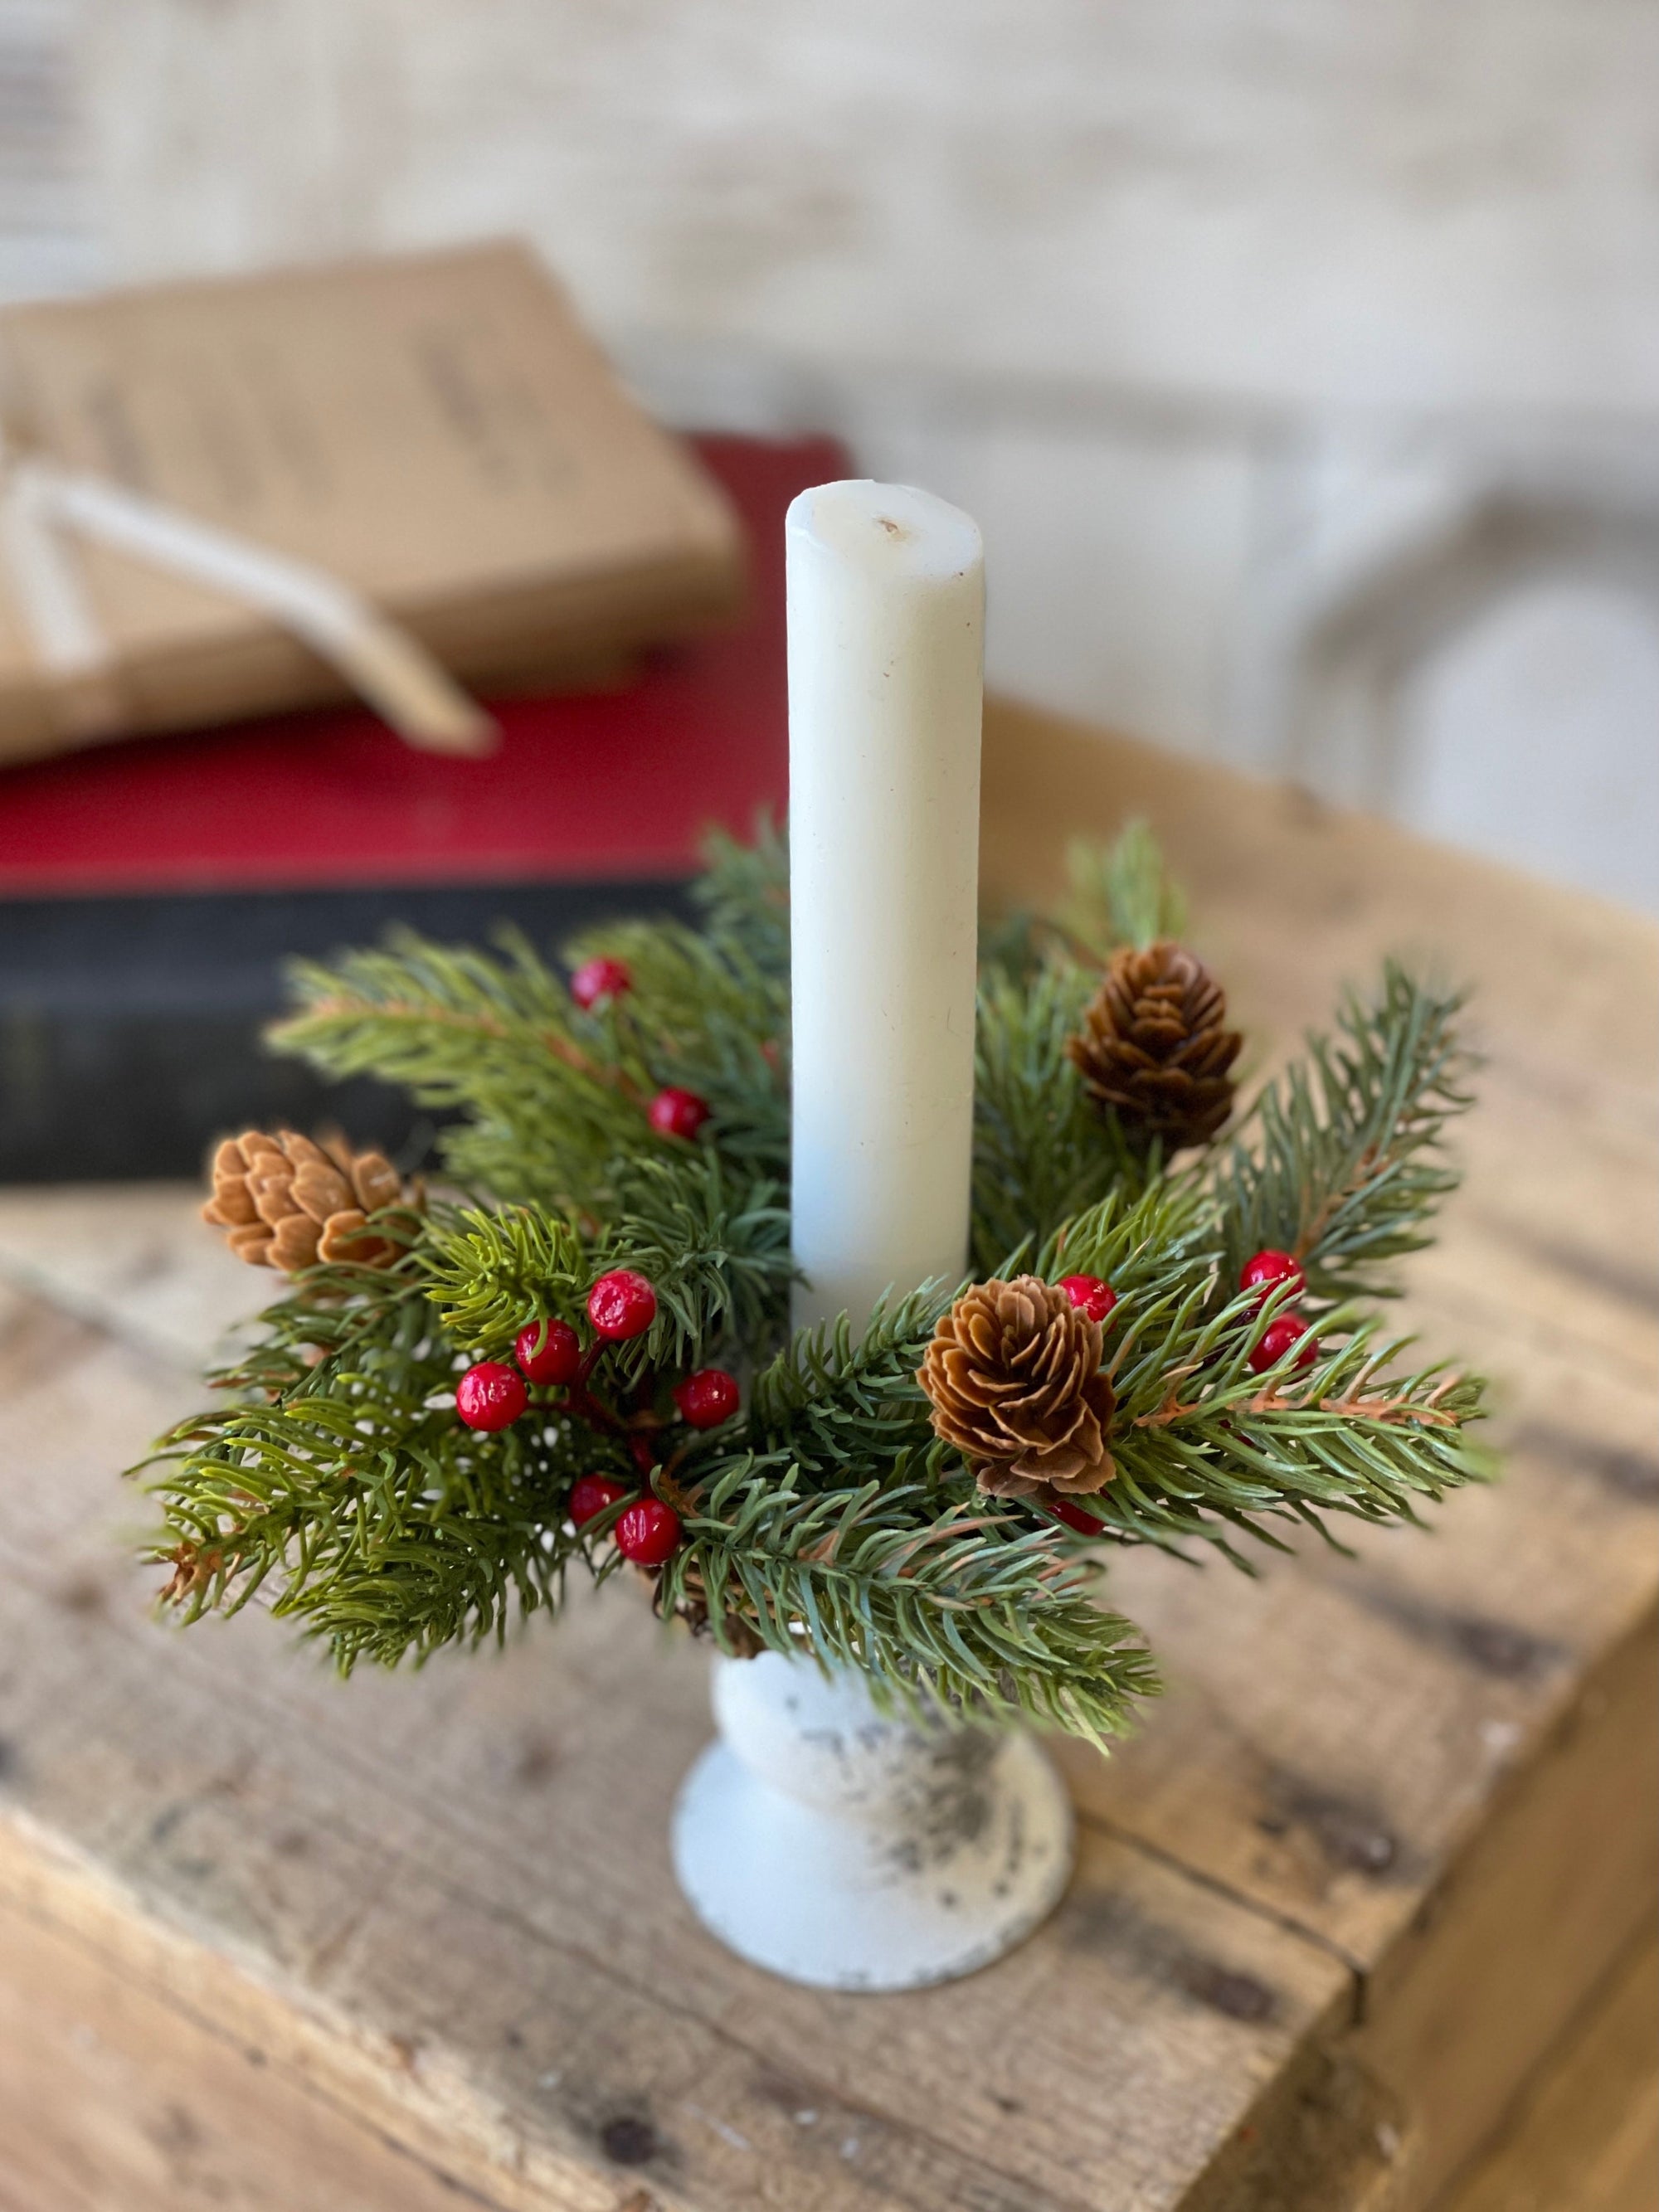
[672,1648,1075,1991]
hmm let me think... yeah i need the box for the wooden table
[0,705,1653,2212]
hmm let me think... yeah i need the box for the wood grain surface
[1446,1923,1659,2212]
[0,702,1652,2211]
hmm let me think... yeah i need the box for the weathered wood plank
[0,1880,534,2212]
[1444,1922,1659,2212]
[0,705,1652,2209]
[0,1182,269,1372]
[1354,1611,1657,2206]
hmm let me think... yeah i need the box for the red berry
[1047,1496,1103,1534]
[570,955,631,1010]
[455,1360,528,1431]
[1240,1249,1306,1305]
[1058,1274,1118,1325]
[648,1086,711,1140]
[674,1367,740,1429]
[615,1496,683,1566]
[569,1474,630,1526]
[1248,1315,1319,1374]
[514,1317,581,1386]
[587,1269,658,1340]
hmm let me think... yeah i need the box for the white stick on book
[0,442,497,756]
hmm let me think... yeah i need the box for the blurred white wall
[0,0,93,295]
[7,0,1658,906]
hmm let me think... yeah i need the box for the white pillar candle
[786,479,985,1333]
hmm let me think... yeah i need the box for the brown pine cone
[202,1130,415,1271]
[1068,941,1242,1150]
[917,1275,1116,1499]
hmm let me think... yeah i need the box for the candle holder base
[672,1650,1075,1991]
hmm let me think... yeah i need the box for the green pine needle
[1062,818,1188,954]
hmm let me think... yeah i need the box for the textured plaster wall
[74,0,1659,415]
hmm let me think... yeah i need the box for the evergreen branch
[748,1286,951,1479]
[558,913,789,1174]
[276,929,607,1094]
[273,928,655,1206]
[1039,1179,1218,1303]
[692,815,791,982]
[659,1467,1157,1744]
[1059,819,1188,954]
[594,1151,794,1380]
[1214,962,1477,1302]
[1085,1289,1491,1554]
[136,1264,625,1670]
[977,819,1185,984]
[972,963,1149,1272]
[421,1204,587,1349]
[144,1401,586,1670]
[277,903,790,1201]
[423,1154,793,1378]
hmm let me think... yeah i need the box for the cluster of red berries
[567,1479,683,1566]
[1046,1273,1121,1534]
[489,955,729,1563]
[570,955,713,1147]
[453,1260,742,1568]
[1239,1248,1319,1373]
[454,1269,662,1432]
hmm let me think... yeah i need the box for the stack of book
[0,246,843,1175]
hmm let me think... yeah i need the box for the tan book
[0,241,746,763]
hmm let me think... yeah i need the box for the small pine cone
[918,1275,1116,1499]
[1068,941,1242,1150]
[202,1130,416,1271]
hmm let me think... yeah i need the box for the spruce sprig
[419,1153,791,1371]
[559,916,789,1174]
[138,1261,612,1667]
[1060,819,1189,954]
[691,816,791,981]
[421,1203,588,1349]
[972,963,1151,1272]
[656,1466,1157,1743]
[747,1287,951,1480]
[274,926,641,1208]
[589,1151,794,1383]
[1215,961,1476,1302]
[1095,1296,1490,1558]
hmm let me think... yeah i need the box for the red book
[0,435,844,1178]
